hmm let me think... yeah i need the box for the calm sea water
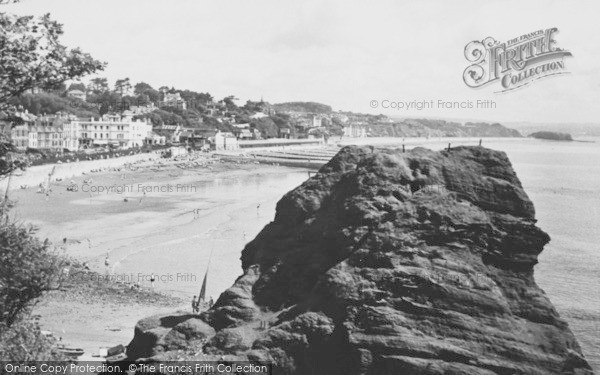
[486,137,600,372]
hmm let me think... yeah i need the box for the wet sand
[11,155,310,355]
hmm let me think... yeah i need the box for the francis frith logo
[463,28,572,92]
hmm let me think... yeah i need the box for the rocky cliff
[127,146,593,375]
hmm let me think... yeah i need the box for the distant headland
[529,131,573,141]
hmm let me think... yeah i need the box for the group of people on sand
[192,295,214,313]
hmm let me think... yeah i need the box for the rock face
[127,146,593,375]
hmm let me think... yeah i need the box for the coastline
[13,136,598,368]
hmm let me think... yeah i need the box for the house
[154,124,182,143]
[146,131,166,145]
[129,103,156,115]
[234,128,253,140]
[69,114,151,149]
[34,125,63,150]
[180,128,216,147]
[8,111,37,150]
[343,124,367,138]
[249,112,268,119]
[279,127,292,139]
[163,92,187,110]
[214,131,238,151]
[67,89,86,101]
[129,119,153,147]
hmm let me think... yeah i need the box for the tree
[88,77,109,94]
[222,95,239,111]
[114,78,132,97]
[0,13,105,113]
[0,4,100,328]
[0,223,64,326]
[134,82,153,95]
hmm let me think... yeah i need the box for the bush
[0,219,64,327]
[0,320,66,362]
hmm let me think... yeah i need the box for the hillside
[366,119,522,138]
[273,102,332,114]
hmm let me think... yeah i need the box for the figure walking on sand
[192,295,199,313]
[150,273,156,288]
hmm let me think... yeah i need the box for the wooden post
[447,143,451,152]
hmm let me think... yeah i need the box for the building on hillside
[312,115,322,128]
[343,124,367,138]
[332,113,349,124]
[249,112,268,119]
[163,92,187,110]
[67,89,87,101]
[129,103,156,115]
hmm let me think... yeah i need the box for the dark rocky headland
[126,146,593,375]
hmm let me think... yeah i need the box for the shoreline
[15,136,597,363]
[18,153,312,357]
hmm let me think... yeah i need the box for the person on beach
[150,273,156,288]
[192,296,199,313]
[209,296,214,308]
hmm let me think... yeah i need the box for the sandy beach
[8,151,312,356]
[9,137,598,369]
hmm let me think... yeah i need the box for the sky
[3,0,600,124]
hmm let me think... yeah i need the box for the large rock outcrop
[127,146,593,374]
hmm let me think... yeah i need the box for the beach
[9,138,599,371]
[10,152,311,355]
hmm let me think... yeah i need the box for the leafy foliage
[0,13,105,112]
[0,320,67,362]
[0,221,64,326]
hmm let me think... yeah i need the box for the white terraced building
[66,115,152,150]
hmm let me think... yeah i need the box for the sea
[486,136,600,371]
[13,136,599,371]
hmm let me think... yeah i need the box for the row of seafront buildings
[1,111,159,152]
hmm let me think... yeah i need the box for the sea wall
[0,152,161,191]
